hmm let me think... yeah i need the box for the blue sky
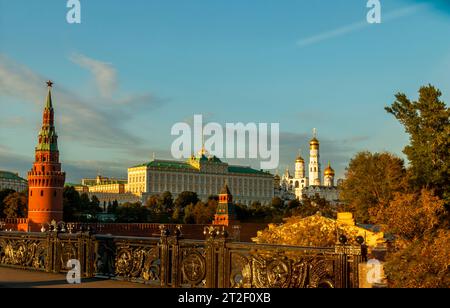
[1,0,450,182]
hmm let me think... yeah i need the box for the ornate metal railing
[0,225,365,288]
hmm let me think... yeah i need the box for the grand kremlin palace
[127,153,274,206]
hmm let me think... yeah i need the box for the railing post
[204,226,230,288]
[169,226,182,288]
[334,243,362,288]
[159,225,171,288]
[77,229,96,278]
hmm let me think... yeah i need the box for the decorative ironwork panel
[113,237,161,285]
[0,233,48,272]
[226,243,338,288]
[178,242,207,288]
[0,227,365,288]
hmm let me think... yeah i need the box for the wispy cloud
[296,3,427,48]
[70,53,117,99]
[0,54,160,149]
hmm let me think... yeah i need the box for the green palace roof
[228,165,269,175]
[132,159,271,176]
[133,160,197,170]
[0,170,27,182]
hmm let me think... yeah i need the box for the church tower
[309,128,321,186]
[27,81,66,231]
[324,162,335,187]
[214,183,236,226]
[295,152,305,179]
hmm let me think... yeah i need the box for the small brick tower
[214,183,236,226]
[27,81,66,231]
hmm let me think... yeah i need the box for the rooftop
[131,159,271,176]
[0,170,27,182]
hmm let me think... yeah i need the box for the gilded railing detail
[0,226,365,288]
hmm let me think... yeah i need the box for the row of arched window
[29,178,63,187]
[30,190,58,197]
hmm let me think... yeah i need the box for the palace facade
[128,150,274,206]
[0,170,28,192]
[72,175,139,205]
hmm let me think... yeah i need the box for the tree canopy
[385,85,450,204]
[339,151,407,224]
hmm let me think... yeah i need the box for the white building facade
[0,170,28,192]
[128,154,274,206]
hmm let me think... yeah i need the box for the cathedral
[276,129,340,204]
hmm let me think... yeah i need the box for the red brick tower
[27,81,66,231]
[214,183,236,226]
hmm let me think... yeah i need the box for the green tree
[3,192,27,219]
[385,85,450,203]
[287,199,301,210]
[115,202,148,223]
[174,191,199,209]
[108,200,119,214]
[183,203,196,224]
[234,203,251,221]
[271,197,284,211]
[0,189,16,219]
[80,193,91,213]
[63,186,81,221]
[160,191,174,210]
[172,206,182,223]
[183,201,217,224]
[340,151,407,224]
[88,195,102,217]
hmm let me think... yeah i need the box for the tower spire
[45,80,53,109]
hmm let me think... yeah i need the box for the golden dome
[296,155,304,163]
[310,137,319,147]
[324,163,335,176]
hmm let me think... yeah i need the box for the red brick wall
[0,220,269,243]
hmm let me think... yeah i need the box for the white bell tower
[309,128,321,186]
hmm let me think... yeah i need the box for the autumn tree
[379,189,449,288]
[183,201,216,224]
[0,189,16,219]
[3,191,27,219]
[340,151,407,224]
[385,85,450,204]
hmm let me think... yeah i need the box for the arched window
[40,190,44,197]
[30,190,33,197]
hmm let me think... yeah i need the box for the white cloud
[70,53,118,99]
[296,4,427,48]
